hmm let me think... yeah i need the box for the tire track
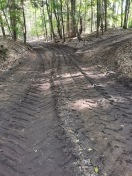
[0,46,76,176]
[46,44,132,176]
[1,39,132,176]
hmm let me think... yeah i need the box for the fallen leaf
[88,148,93,152]
[94,167,99,173]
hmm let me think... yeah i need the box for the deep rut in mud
[0,38,132,176]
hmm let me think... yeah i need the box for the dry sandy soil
[0,30,132,176]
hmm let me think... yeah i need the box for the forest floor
[0,29,132,176]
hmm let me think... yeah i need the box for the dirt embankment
[65,29,132,86]
[0,37,31,75]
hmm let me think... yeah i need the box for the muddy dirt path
[0,36,132,176]
[0,50,75,176]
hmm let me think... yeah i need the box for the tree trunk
[78,0,82,33]
[60,0,65,42]
[91,0,93,32]
[34,8,39,38]
[0,13,6,37]
[121,0,124,27]
[53,1,62,39]
[101,0,104,35]
[104,0,107,31]
[42,6,48,41]
[79,17,83,35]
[84,0,87,33]
[2,9,12,36]
[9,0,17,40]
[123,0,130,29]
[21,0,26,44]
[66,0,70,37]
[46,0,56,41]
[70,0,76,37]
[97,0,101,37]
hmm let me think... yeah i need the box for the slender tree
[123,0,131,29]
[53,0,62,39]
[104,0,107,31]
[60,0,65,41]
[66,0,70,37]
[91,0,94,32]
[1,0,132,42]
[46,0,56,40]
[42,5,48,41]
[97,0,101,37]
[9,0,18,40]
[21,0,27,43]
[0,12,6,37]
[70,0,76,37]
[121,0,124,27]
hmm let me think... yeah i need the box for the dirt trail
[0,35,132,176]
[0,50,75,176]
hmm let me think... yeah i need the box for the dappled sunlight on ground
[70,99,98,111]
[40,82,50,91]
[1,30,132,176]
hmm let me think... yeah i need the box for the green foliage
[128,20,132,28]
[0,0,131,41]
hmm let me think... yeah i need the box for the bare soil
[0,31,132,176]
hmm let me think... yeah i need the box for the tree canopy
[0,0,132,42]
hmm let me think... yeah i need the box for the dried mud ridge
[0,36,132,176]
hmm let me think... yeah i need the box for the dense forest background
[0,0,132,43]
